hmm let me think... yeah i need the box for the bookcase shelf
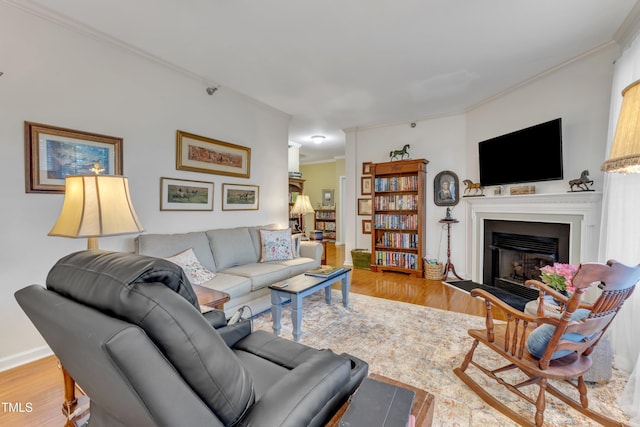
[288,178,304,231]
[314,209,336,241]
[370,159,428,277]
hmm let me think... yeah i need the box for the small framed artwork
[222,183,259,210]
[176,130,251,178]
[434,170,460,207]
[361,176,372,195]
[362,162,372,175]
[322,189,334,205]
[357,198,372,216]
[24,121,123,193]
[160,177,214,211]
[362,219,372,234]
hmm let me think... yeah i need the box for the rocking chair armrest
[525,279,566,299]
[470,289,537,322]
[525,280,593,311]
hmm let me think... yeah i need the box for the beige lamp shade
[290,194,315,215]
[602,79,640,173]
[49,175,144,248]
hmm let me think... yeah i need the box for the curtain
[600,34,640,426]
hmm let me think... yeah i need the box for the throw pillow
[259,229,293,262]
[526,308,591,359]
[165,248,216,285]
[291,233,303,258]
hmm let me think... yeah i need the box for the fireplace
[465,192,602,285]
[483,220,570,298]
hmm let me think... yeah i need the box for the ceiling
[18,0,640,163]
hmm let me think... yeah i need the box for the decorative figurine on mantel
[568,170,594,192]
[462,179,484,196]
[389,144,411,161]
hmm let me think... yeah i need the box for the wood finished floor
[0,243,499,427]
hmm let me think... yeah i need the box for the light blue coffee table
[269,268,351,342]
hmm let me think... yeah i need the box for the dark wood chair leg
[61,365,78,416]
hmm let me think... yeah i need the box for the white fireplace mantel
[464,192,602,282]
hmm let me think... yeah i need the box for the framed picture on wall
[176,130,251,178]
[160,177,214,211]
[24,121,123,193]
[361,176,372,195]
[322,189,334,205]
[222,183,259,210]
[357,198,372,215]
[434,170,459,207]
[362,219,372,234]
[362,162,372,175]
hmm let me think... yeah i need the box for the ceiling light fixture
[311,135,326,144]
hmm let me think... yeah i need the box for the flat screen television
[478,118,563,187]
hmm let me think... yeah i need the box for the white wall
[345,115,466,265]
[466,44,619,194]
[0,4,290,368]
[346,43,619,276]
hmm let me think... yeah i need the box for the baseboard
[0,345,53,372]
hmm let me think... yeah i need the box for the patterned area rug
[251,290,630,427]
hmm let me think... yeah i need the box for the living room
[2,1,640,426]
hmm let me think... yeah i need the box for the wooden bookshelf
[314,209,336,241]
[370,159,428,277]
[288,178,304,231]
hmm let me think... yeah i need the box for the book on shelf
[305,265,345,278]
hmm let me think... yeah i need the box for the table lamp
[290,194,315,234]
[602,79,640,174]
[49,174,144,249]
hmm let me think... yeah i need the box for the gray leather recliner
[15,250,368,427]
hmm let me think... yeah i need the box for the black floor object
[446,280,535,312]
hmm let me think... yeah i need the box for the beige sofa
[135,225,322,315]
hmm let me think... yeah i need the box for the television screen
[478,118,563,187]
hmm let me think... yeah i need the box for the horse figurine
[389,144,410,161]
[463,179,483,196]
[569,170,594,192]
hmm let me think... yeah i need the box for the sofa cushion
[248,224,279,258]
[198,273,252,300]
[526,308,591,359]
[164,248,216,285]
[274,257,320,276]
[136,232,217,272]
[259,229,293,262]
[207,227,258,270]
[221,263,290,291]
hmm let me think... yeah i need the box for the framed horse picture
[434,170,459,206]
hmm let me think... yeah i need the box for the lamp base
[87,237,99,250]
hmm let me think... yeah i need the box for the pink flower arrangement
[539,263,578,294]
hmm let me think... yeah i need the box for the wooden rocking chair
[453,260,640,427]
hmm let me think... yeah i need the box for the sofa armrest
[300,241,322,263]
[238,350,350,427]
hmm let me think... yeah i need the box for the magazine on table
[304,265,345,278]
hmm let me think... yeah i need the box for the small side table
[310,237,327,265]
[439,218,462,280]
[192,284,231,312]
